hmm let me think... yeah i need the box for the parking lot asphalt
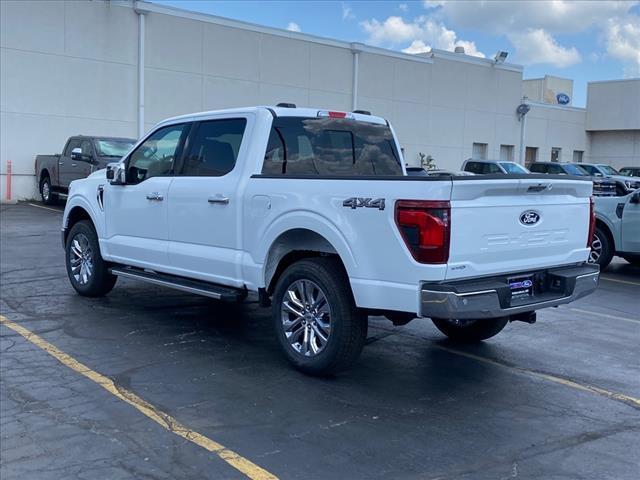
[1,202,639,480]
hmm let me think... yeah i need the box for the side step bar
[110,266,246,302]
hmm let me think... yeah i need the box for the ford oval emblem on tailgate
[520,210,540,226]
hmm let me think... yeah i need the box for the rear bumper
[420,263,599,319]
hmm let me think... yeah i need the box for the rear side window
[529,164,546,173]
[262,117,402,176]
[182,118,247,177]
[464,162,481,174]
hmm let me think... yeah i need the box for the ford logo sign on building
[556,93,570,105]
[520,210,541,226]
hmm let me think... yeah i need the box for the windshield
[598,165,619,175]
[95,139,135,158]
[499,162,529,174]
[564,164,589,175]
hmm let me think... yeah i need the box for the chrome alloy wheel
[69,233,93,285]
[589,233,602,264]
[42,181,50,202]
[281,279,332,357]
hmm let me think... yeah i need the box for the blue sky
[152,1,640,107]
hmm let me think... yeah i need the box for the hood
[87,168,107,179]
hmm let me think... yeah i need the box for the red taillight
[587,196,596,248]
[395,200,451,264]
[328,111,347,118]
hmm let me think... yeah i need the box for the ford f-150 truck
[36,135,135,204]
[61,106,599,375]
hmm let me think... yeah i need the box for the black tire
[589,226,614,270]
[272,257,367,376]
[40,175,58,205]
[65,220,117,297]
[431,316,509,343]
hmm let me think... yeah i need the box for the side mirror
[630,191,640,204]
[593,172,603,177]
[71,147,83,161]
[106,162,126,185]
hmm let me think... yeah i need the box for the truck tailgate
[446,177,593,280]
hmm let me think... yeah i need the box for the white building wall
[589,131,640,169]
[586,79,640,131]
[2,0,624,201]
[525,103,589,163]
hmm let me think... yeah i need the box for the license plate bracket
[508,274,534,299]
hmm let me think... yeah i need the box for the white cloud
[507,29,581,67]
[432,1,635,35]
[342,2,355,21]
[361,15,485,57]
[399,3,409,12]
[605,15,640,77]
[286,22,301,32]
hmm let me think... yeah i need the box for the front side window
[64,139,81,157]
[127,124,188,184]
[564,164,588,176]
[579,164,597,175]
[262,117,402,176]
[598,165,619,175]
[181,118,247,176]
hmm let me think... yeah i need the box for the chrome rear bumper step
[110,266,245,302]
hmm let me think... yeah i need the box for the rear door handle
[146,192,164,201]
[208,195,229,205]
[71,163,77,167]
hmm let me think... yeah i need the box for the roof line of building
[587,78,640,85]
[128,0,522,71]
[525,100,586,113]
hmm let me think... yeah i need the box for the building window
[573,150,584,163]
[551,147,561,162]
[525,147,538,167]
[472,142,488,160]
[499,144,514,162]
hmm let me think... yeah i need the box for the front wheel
[588,226,614,270]
[65,220,117,297]
[272,257,367,376]
[431,317,509,342]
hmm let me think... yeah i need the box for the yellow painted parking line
[433,344,640,410]
[600,276,640,287]
[568,307,639,324]
[0,315,278,480]
[27,203,63,213]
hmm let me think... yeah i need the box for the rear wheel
[588,226,614,270]
[431,317,509,342]
[40,176,58,205]
[272,257,367,376]
[65,220,117,297]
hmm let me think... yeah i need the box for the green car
[591,190,640,269]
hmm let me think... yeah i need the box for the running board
[109,266,245,302]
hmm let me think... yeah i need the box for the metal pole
[5,160,12,201]
[351,45,360,111]
[137,10,146,139]
[518,112,527,166]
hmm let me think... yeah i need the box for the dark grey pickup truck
[35,135,135,204]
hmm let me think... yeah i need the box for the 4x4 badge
[343,197,385,211]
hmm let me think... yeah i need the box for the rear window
[262,117,402,176]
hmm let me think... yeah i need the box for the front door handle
[146,192,164,201]
[208,195,229,205]
[71,163,77,167]
[58,161,64,166]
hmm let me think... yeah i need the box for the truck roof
[159,106,388,127]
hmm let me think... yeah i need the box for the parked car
[570,163,640,196]
[590,190,640,269]
[405,166,429,176]
[61,105,599,375]
[405,167,474,177]
[619,167,640,178]
[35,136,136,204]
[528,162,617,197]
[461,159,530,175]
[427,170,475,177]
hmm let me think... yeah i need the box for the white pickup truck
[62,105,599,375]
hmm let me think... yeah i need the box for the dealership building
[1,0,639,200]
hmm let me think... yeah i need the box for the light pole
[517,100,531,166]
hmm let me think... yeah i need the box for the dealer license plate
[508,275,534,299]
